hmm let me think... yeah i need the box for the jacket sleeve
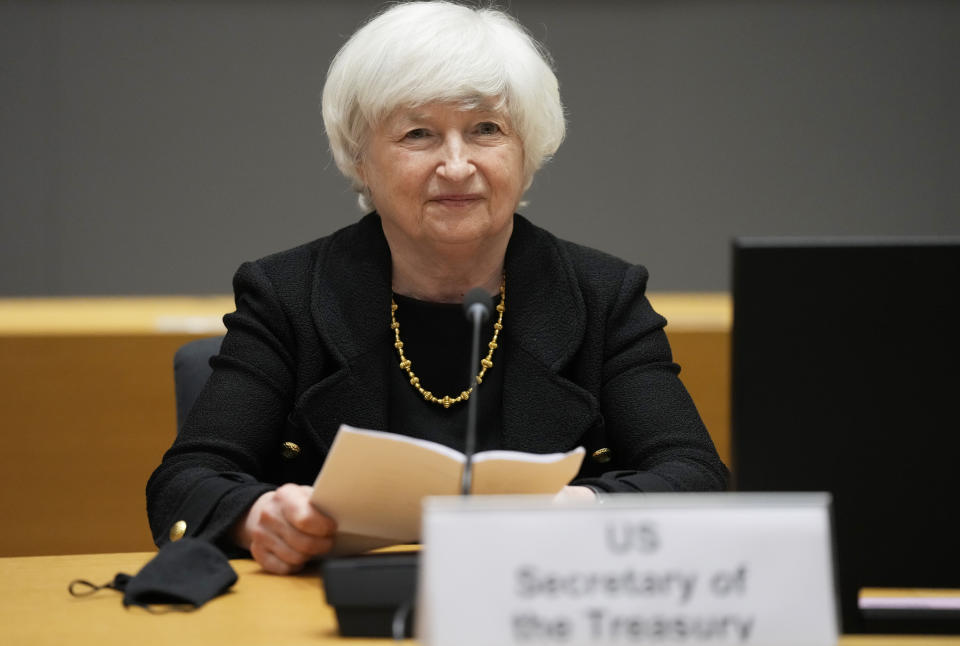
[572,264,729,493]
[146,260,299,554]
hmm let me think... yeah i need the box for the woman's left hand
[552,485,598,504]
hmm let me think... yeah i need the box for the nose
[436,135,475,182]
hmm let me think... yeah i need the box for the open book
[310,424,585,555]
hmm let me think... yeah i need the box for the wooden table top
[2,551,959,646]
[0,551,412,646]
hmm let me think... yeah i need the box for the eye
[474,122,502,136]
[403,128,430,140]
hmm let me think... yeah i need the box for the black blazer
[147,213,727,550]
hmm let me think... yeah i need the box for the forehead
[385,100,510,125]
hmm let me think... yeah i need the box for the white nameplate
[418,493,837,646]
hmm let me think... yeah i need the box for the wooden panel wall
[0,294,729,556]
[0,334,198,556]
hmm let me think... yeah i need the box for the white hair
[321,1,566,210]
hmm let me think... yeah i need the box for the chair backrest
[173,336,224,432]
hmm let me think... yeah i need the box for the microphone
[460,287,493,495]
[322,287,495,639]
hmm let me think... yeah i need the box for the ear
[354,160,366,186]
[357,149,370,175]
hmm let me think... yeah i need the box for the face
[357,102,525,250]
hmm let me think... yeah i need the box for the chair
[173,336,224,432]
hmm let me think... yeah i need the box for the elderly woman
[147,1,727,575]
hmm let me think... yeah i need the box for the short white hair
[321,1,566,210]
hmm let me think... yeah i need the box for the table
[2,551,958,646]
[0,551,413,646]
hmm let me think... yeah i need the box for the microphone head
[463,287,493,323]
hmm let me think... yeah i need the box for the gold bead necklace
[390,277,505,409]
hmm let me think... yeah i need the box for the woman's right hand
[232,483,337,574]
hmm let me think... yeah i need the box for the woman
[147,1,727,575]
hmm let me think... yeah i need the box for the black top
[388,293,504,453]
[147,213,727,553]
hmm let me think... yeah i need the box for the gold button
[281,441,301,459]
[169,520,187,542]
[592,447,612,463]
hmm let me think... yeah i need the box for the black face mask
[69,538,237,611]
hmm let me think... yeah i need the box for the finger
[309,535,335,556]
[250,540,303,575]
[260,503,333,555]
[277,489,337,537]
[250,523,312,568]
[552,485,598,504]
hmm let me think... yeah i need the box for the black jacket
[146,213,727,550]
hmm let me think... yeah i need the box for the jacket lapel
[501,216,602,452]
[305,214,393,434]
[299,213,600,453]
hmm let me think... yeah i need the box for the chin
[423,212,484,238]
[427,217,511,247]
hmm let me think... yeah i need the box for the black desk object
[732,237,960,634]
[322,551,419,638]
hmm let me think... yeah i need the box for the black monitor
[731,237,960,634]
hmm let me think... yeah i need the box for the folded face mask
[69,538,238,610]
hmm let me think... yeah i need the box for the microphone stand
[323,287,492,639]
[460,287,492,496]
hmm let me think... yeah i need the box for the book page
[473,447,585,494]
[310,424,586,554]
[311,426,464,543]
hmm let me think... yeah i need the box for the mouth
[429,194,484,207]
